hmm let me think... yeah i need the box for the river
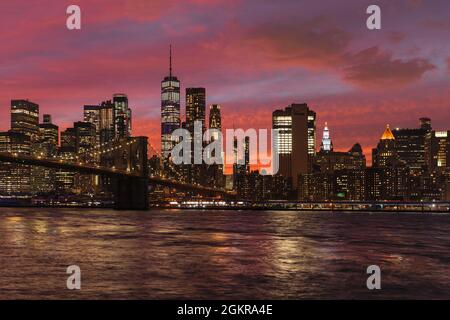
[0,208,449,299]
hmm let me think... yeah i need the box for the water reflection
[0,208,449,299]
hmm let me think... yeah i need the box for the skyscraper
[38,114,59,157]
[209,105,222,133]
[372,125,398,168]
[161,45,181,160]
[186,88,206,134]
[100,100,115,144]
[208,104,224,188]
[56,127,77,192]
[113,94,132,139]
[0,131,31,196]
[307,111,317,156]
[10,100,39,141]
[84,105,101,146]
[272,103,316,191]
[392,118,430,172]
[33,115,59,193]
[184,88,206,184]
[320,122,333,152]
[429,131,450,172]
[233,136,250,195]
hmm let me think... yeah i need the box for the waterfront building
[272,103,316,192]
[0,131,31,196]
[298,172,333,201]
[429,130,450,173]
[32,115,59,194]
[314,143,366,173]
[10,100,39,142]
[38,115,59,156]
[56,128,77,193]
[392,118,430,172]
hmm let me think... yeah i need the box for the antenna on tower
[169,44,173,77]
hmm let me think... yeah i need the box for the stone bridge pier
[107,136,149,210]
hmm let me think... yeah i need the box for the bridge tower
[111,136,149,210]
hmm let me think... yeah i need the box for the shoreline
[0,204,449,213]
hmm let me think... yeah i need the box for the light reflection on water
[0,208,449,299]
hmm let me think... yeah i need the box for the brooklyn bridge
[0,136,233,210]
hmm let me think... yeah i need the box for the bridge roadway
[0,152,234,202]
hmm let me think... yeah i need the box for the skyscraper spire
[169,44,173,77]
[321,122,333,152]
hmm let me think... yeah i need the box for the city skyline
[1,0,449,164]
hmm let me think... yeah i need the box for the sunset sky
[1,0,449,162]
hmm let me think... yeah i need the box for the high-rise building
[56,128,77,193]
[314,143,366,173]
[100,100,115,144]
[208,104,224,188]
[84,105,101,146]
[161,46,181,160]
[429,131,450,172]
[38,114,59,157]
[307,111,317,156]
[272,103,316,191]
[10,100,39,141]
[209,105,221,134]
[113,94,132,139]
[182,87,207,185]
[186,88,206,134]
[300,143,366,201]
[392,118,430,172]
[233,136,250,195]
[74,121,96,155]
[372,125,398,168]
[33,115,59,194]
[0,131,31,196]
[320,122,333,152]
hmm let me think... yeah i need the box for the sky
[0,0,449,163]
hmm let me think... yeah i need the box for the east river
[0,208,449,299]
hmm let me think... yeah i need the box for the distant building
[208,104,224,188]
[38,114,59,157]
[272,103,316,192]
[56,128,77,193]
[74,122,96,155]
[429,130,449,173]
[233,136,250,195]
[99,100,115,144]
[113,94,132,139]
[186,88,206,134]
[392,118,431,172]
[314,143,366,173]
[299,143,366,201]
[372,125,398,168]
[161,46,181,161]
[10,100,39,142]
[0,131,31,196]
[33,115,59,194]
[182,87,207,185]
[320,122,333,152]
[84,105,102,146]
